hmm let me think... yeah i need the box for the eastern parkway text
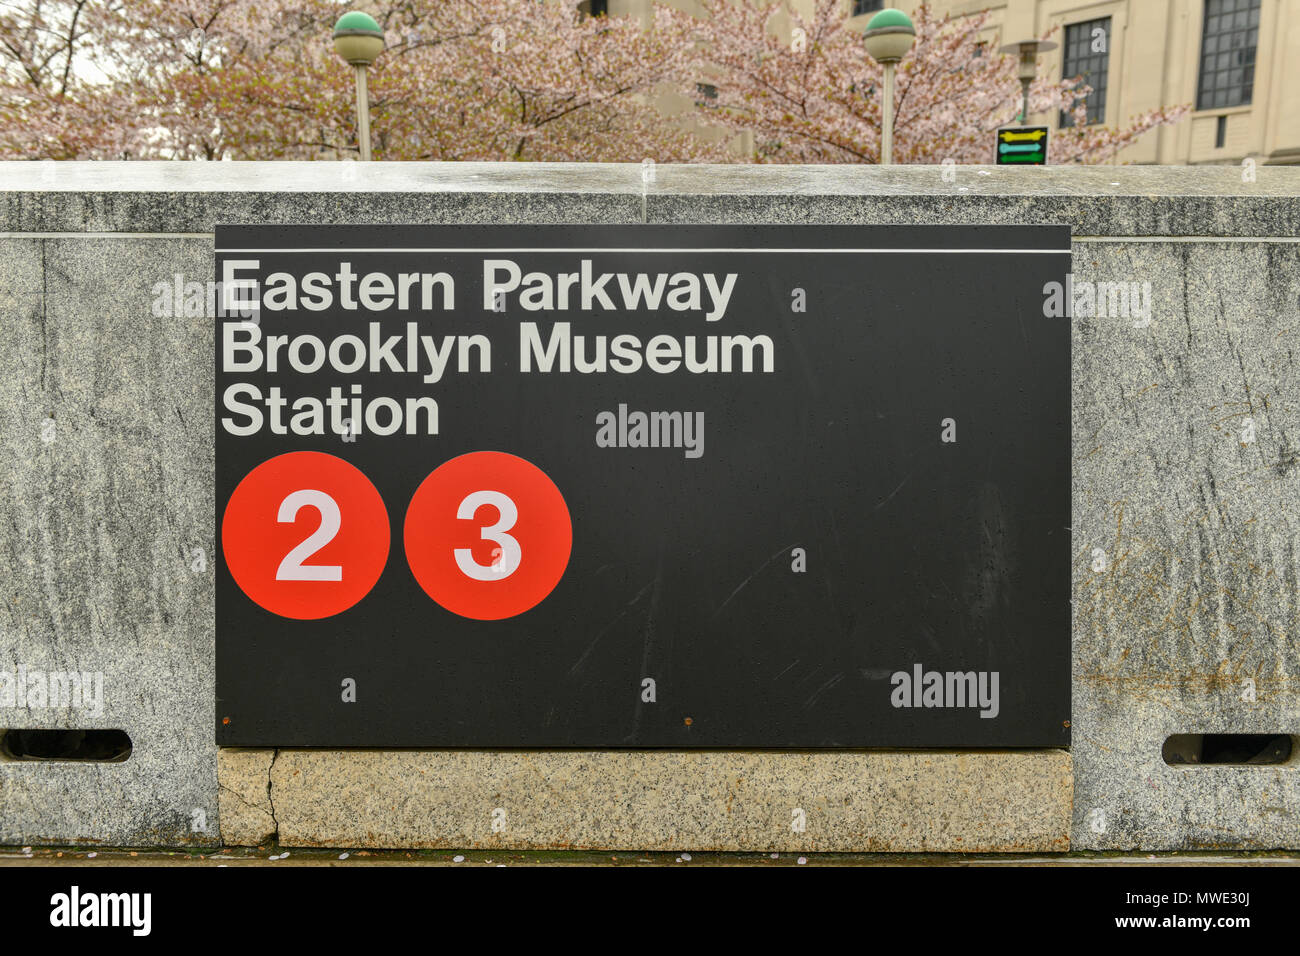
[219,258,775,438]
[221,258,741,320]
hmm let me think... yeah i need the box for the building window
[1197,0,1260,110]
[852,0,884,16]
[1060,17,1110,127]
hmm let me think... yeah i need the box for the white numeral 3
[455,490,521,580]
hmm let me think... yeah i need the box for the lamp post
[333,12,385,161]
[997,39,1057,124]
[862,8,916,166]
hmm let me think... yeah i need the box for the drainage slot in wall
[1163,734,1294,766]
[0,729,132,762]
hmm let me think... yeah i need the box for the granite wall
[0,162,1296,851]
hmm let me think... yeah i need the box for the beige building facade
[845,0,1299,164]
[613,0,1298,164]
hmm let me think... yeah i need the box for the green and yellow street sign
[996,126,1048,165]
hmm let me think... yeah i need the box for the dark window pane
[1060,17,1111,126]
[1197,0,1259,109]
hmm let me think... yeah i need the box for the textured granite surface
[646,164,1300,237]
[0,162,1294,236]
[1,162,1298,851]
[246,749,1070,852]
[0,161,645,233]
[0,237,217,846]
[217,749,275,847]
[1070,241,1300,849]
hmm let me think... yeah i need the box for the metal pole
[1020,77,1031,125]
[354,64,372,161]
[881,61,895,165]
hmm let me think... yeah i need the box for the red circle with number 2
[404,451,572,620]
[222,451,390,620]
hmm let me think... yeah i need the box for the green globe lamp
[862,8,916,165]
[333,12,385,161]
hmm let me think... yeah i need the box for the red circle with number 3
[404,451,572,621]
[222,451,390,620]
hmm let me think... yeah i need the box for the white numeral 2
[455,490,520,581]
[276,489,343,581]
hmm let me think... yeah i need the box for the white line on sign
[215,247,1073,255]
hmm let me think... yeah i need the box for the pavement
[1,847,1297,866]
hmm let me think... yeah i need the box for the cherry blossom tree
[0,0,721,161]
[0,0,1186,164]
[0,0,134,158]
[681,0,1188,165]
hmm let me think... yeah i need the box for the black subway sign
[214,224,1070,748]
